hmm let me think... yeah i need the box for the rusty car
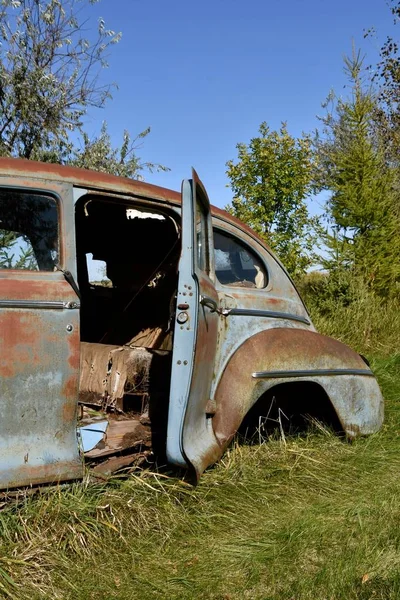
[0,158,384,489]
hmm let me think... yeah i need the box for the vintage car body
[0,158,384,488]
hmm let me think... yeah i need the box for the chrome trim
[225,308,310,325]
[0,300,80,310]
[252,368,375,379]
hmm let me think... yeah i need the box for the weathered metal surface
[167,174,220,478]
[0,176,83,490]
[0,276,82,488]
[208,220,315,406]
[79,342,163,411]
[0,274,82,301]
[252,368,375,379]
[223,307,310,324]
[84,418,151,459]
[0,299,79,309]
[212,328,384,452]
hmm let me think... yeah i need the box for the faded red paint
[0,460,83,489]
[0,157,181,204]
[62,396,77,424]
[67,330,80,370]
[62,373,79,401]
[0,312,37,346]
[0,364,14,377]
[0,313,42,376]
[0,276,77,302]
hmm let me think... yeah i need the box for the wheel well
[238,381,343,440]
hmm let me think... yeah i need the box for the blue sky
[82,0,396,210]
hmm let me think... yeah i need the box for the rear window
[0,189,59,271]
[214,229,268,288]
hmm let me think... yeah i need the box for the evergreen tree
[315,50,400,297]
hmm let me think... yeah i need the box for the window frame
[193,182,211,277]
[212,225,270,291]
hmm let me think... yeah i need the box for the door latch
[199,295,229,316]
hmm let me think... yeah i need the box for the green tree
[315,50,400,297]
[70,122,169,179]
[226,122,317,277]
[371,0,400,153]
[0,0,122,160]
[0,230,36,269]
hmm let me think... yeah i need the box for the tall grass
[313,295,400,357]
[298,272,400,357]
[0,354,396,599]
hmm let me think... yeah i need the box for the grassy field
[0,304,399,599]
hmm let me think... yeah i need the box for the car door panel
[167,171,220,478]
[0,181,82,489]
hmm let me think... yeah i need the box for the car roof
[0,157,273,254]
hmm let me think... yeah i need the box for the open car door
[167,170,220,479]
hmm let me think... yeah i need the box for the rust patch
[79,342,161,411]
[0,364,14,377]
[213,328,370,450]
[0,157,181,205]
[0,277,77,302]
[84,418,151,459]
[0,460,83,490]
[67,330,80,370]
[62,398,77,425]
[62,374,78,400]
[0,312,37,347]
[0,313,42,376]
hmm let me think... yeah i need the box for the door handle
[199,295,218,313]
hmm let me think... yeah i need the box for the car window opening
[214,229,268,289]
[75,197,181,464]
[0,189,59,271]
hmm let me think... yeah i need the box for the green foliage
[370,0,400,154]
[315,50,400,297]
[0,0,122,160]
[226,122,318,278]
[0,0,169,179]
[0,230,36,269]
[69,122,170,179]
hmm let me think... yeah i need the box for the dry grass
[0,353,397,599]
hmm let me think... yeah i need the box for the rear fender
[213,328,384,448]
